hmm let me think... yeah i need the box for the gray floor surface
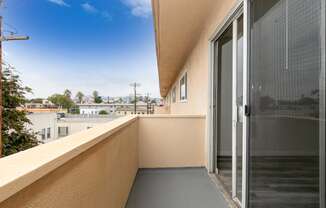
[125,168,229,208]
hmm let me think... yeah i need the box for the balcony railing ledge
[139,114,206,118]
[0,115,138,203]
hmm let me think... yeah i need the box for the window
[58,127,69,137]
[47,128,51,138]
[180,73,187,101]
[172,86,176,103]
[40,129,46,140]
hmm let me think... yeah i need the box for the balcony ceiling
[152,0,216,97]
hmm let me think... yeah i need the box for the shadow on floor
[125,168,229,208]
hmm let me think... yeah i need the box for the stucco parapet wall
[0,115,138,203]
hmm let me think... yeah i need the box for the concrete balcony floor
[126,168,229,208]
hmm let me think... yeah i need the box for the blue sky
[0,0,159,98]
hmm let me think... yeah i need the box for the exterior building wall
[79,105,116,115]
[138,115,205,168]
[164,0,237,115]
[27,113,58,143]
[57,119,117,137]
[154,106,170,114]
[78,104,148,115]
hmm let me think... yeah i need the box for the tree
[1,66,38,157]
[92,90,102,103]
[69,106,80,114]
[75,91,84,104]
[130,97,139,104]
[64,89,72,99]
[48,93,74,110]
[98,110,108,115]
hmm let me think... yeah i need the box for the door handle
[245,105,251,117]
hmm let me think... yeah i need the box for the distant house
[77,103,151,115]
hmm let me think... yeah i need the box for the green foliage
[93,90,102,103]
[48,93,74,110]
[69,106,80,114]
[2,66,38,157]
[75,91,84,104]
[98,110,108,115]
[130,97,139,104]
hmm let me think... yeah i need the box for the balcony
[0,115,231,208]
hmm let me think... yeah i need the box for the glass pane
[236,15,244,202]
[249,0,323,207]
[216,25,233,194]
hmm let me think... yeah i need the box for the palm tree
[64,89,72,99]
[75,91,84,104]
[93,90,103,103]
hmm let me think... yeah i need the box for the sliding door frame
[231,17,238,200]
[242,1,250,207]
[320,0,325,207]
[208,0,246,207]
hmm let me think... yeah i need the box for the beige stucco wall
[165,0,237,115]
[0,115,206,208]
[138,115,206,168]
[0,119,138,208]
[154,106,170,114]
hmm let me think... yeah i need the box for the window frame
[179,72,188,102]
[172,86,176,103]
[58,126,69,137]
[47,127,51,139]
[41,128,46,140]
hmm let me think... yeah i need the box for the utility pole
[0,16,29,156]
[145,93,150,114]
[129,82,140,114]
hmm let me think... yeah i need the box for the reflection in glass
[249,0,323,207]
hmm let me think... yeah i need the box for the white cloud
[81,3,112,21]
[48,0,70,7]
[81,3,98,13]
[122,0,152,18]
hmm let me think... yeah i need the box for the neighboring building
[26,113,58,143]
[27,113,120,142]
[57,115,120,137]
[23,99,63,113]
[25,100,57,109]
[152,0,325,207]
[78,103,152,115]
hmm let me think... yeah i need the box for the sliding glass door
[248,1,325,208]
[213,8,244,205]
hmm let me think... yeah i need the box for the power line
[4,22,19,35]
